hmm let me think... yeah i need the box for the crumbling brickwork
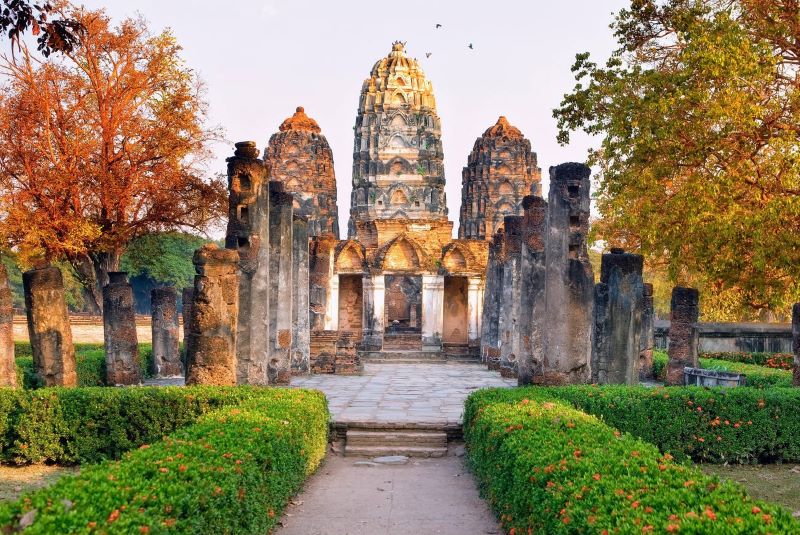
[23,265,77,386]
[666,287,700,385]
[102,272,141,385]
[185,244,239,386]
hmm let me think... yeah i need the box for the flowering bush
[0,389,328,534]
[0,386,284,464]
[652,350,792,388]
[465,396,799,534]
[466,386,800,464]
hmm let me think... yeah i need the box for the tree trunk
[70,250,123,314]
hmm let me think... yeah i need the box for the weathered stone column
[792,303,799,387]
[181,287,193,368]
[150,287,181,377]
[325,274,340,330]
[421,274,445,350]
[591,249,644,385]
[480,232,503,367]
[102,272,141,385]
[361,274,385,350]
[185,244,239,385]
[309,236,337,332]
[666,287,700,385]
[467,276,484,346]
[268,181,294,384]
[291,216,310,374]
[543,163,594,384]
[499,216,524,377]
[0,265,17,387]
[639,283,655,379]
[23,265,76,386]
[225,141,270,385]
[517,195,548,386]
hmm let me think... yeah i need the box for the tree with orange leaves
[0,4,226,311]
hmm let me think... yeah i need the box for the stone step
[346,430,447,448]
[344,445,448,458]
[360,351,446,361]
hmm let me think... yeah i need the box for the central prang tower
[348,41,449,244]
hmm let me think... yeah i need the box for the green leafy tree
[554,0,800,320]
[120,232,212,289]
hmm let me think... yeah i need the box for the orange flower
[139,527,150,534]
[704,508,717,520]
[178,465,187,472]
[593,473,601,481]
[108,509,120,523]
[666,524,680,532]
[163,518,176,527]
[684,480,695,488]
[632,501,640,509]
[751,506,762,514]
[562,517,571,525]
[762,514,772,524]
[214,486,222,495]
[159,467,169,473]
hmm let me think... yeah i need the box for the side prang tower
[459,116,541,240]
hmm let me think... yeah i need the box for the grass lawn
[699,463,800,516]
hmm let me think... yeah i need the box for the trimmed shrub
[465,386,800,464]
[700,352,793,370]
[652,350,792,388]
[0,389,328,534]
[0,386,281,464]
[465,396,799,534]
[15,342,154,389]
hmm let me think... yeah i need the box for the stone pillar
[792,303,799,387]
[268,181,293,384]
[22,266,76,386]
[102,272,141,385]
[0,265,17,387]
[666,287,700,385]
[517,195,548,386]
[185,244,239,385]
[362,274,385,350]
[467,276,484,346]
[542,163,594,384]
[421,274,444,350]
[181,287,193,368]
[225,141,270,385]
[310,236,337,332]
[150,287,181,377]
[291,216,310,374]
[480,233,503,367]
[499,216,524,377]
[591,249,644,385]
[639,283,655,379]
[325,275,340,331]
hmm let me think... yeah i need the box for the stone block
[150,287,181,377]
[666,287,700,385]
[102,272,141,385]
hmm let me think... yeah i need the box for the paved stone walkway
[276,453,500,535]
[291,362,515,425]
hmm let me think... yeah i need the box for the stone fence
[654,320,793,353]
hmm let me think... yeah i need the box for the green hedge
[465,396,799,534]
[699,352,793,370]
[652,350,792,388]
[466,386,800,464]
[15,342,154,389]
[0,389,328,534]
[0,386,281,464]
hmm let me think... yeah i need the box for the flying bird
[468,43,474,49]
[426,52,432,58]
[435,23,442,28]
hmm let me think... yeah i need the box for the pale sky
[80,0,628,237]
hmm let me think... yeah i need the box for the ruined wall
[309,236,337,332]
[459,116,542,240]
[591,249,644,385]
[265,107,339,238]
[338,274,363,333]
[102,272,141,385]
[480,232,504,368]
[225,141,270,385]
[23,266,76,386]
[498,216,524,377]
[639,283,655,379]
[181,287,193,368]
[291,216,310,374]
[185,244,239,386]
[793,303,799,386]
[0,265,16,387]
